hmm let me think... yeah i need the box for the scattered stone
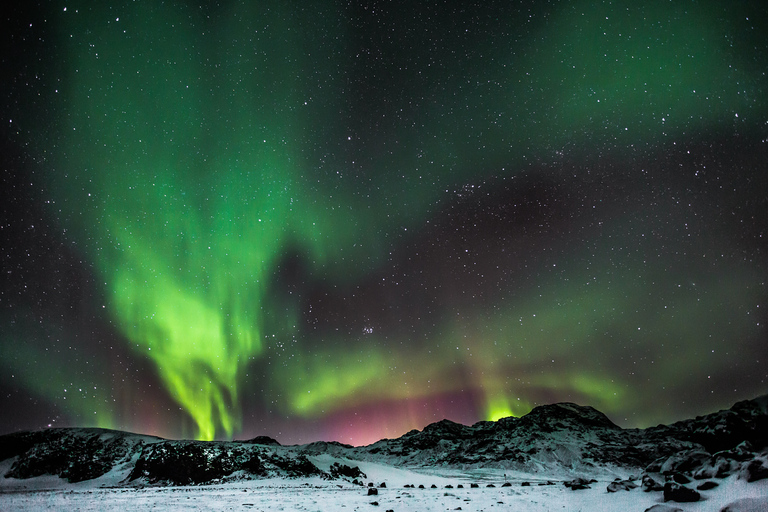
[501,482,512,487]
[367,488,379,496]
[521,482,530,487]
[470,483,479,488]
[379,482,387,488]
[369,501,378,506]
[642,474,664,492]
[445,484,453,489]
[663,482,700,503]
[696,481,718,491]
[456,484,464,488]
[741,458,768,483]
[431,484,437,489]
[563,477,595,490]
[418,485,425,489]
[486,484,495,488]
[607,479,637,492]
[671,473,691,484]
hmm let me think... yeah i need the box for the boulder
[660,450,711,475]
[563,477,596,490]
[663,482,700,503]
[607,479,638,492]
[642,474,664,492]
[740,458,768,483]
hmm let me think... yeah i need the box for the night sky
[1,0,767,446]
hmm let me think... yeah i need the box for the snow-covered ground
[1,463,766,512]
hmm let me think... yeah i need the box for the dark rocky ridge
[1,395,766,487]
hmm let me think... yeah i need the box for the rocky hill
[1,396,766,492]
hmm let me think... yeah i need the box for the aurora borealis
[1,0,767,446]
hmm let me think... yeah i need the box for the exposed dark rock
[329,462,366,480]
[607,479,638,492]
[3,429,143,483]
[741,458,768,482]
[470,483,479,488]
[660,450,711,475]
[563,477,595,490]
[367,488,378,496]
[642,474,664,492]
[663,482,700,503]
[501,482,512,487]
[671,473,691,484]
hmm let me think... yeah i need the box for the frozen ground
[1,466,766,511]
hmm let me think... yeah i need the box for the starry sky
[1,0,767,446]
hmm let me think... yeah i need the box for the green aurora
[2,0,766,443]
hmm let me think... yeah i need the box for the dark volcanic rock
[607,478,638,492]
[128,441,326,485]
[129,441,246,485]
[563,477,595,490]
[329,462,366,480]
[660,450,710,475]
[663,482,700,503]
[741,457,768,482]
[3,429,145,483]
[642,474,664,492]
